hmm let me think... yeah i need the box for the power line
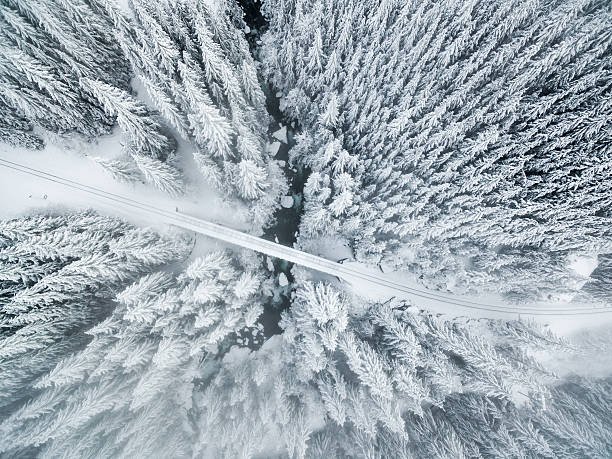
[1,157,610,317]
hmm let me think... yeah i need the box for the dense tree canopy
[0,211,190,413]
[100,0,287,225]
[0,0,130,146]
[0,247,274,457]
[261,0,612,300]
[0,1,610,457]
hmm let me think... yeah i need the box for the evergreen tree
[0,211,190,414]
[580,254,612,303]
[184,281,605,458]
[0,0,130,146]
[424,377,612,459]
[90,155,142,184]
[79,78,176,161]
[2,264,607,458]
[0,106,43,149]
[0,248,273,457]
[0,0,183,196]
[280,282,608,458]
[261,0,612,301]
[100,0,287,227]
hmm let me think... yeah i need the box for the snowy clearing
[0,135,251,232]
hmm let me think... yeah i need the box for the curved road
[2,157,611,320]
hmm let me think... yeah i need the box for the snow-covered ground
[337,260,612,336]
[299,236,612,336]
[0,132,250,231]
[0,128,256,264]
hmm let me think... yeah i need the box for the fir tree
[261,0,612,301]
[0,248,273,458]
[79,77,176,161]
[0,211,190,414]
[580,254,612,303]
[0,0,130,146]
[100,0,287,226]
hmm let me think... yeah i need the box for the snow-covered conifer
[0,247,273,457]
[130,153,184,196]
[0,107,43,149]
[103,0,287,225]
[0,0,130,146]
[273,280,582,457]
[0,211,189,413]
[90,155,141,184]
[80,77,176,161]
[262,0,612,300]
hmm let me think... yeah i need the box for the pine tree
[79,77,176,161]
[0,0,185,196]
[262,0,612,301]
[580,254,612,303]
[0,211,190,414]
[90,155,141,184]
[130,153,184,196]
[0,248,273,457]
[100,0,287,226]
[275,281,574,457]
[0,106,43,149]
[0,0,131,146]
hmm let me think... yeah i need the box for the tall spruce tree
[0,211,190,414]
[99,0,287,227]
[261,0,612,301]
[580,254,612,303]
[0,0,130,146]
[191,282,610,458]
[0,0,183,196]
[0,248,273,458]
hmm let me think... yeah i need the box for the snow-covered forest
[0,0,611,457]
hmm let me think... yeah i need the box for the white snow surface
[296,237,612,337]
[568,253,599,277]
[3,145,609,337]
[2,135,611,339]
[338,261,612,335]
[280,195,293,208]
[272,126,287,143]
[266,141,281,156]
[0,132,250,233]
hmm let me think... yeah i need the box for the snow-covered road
[0,136,250,231]
[3,155,612,335]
